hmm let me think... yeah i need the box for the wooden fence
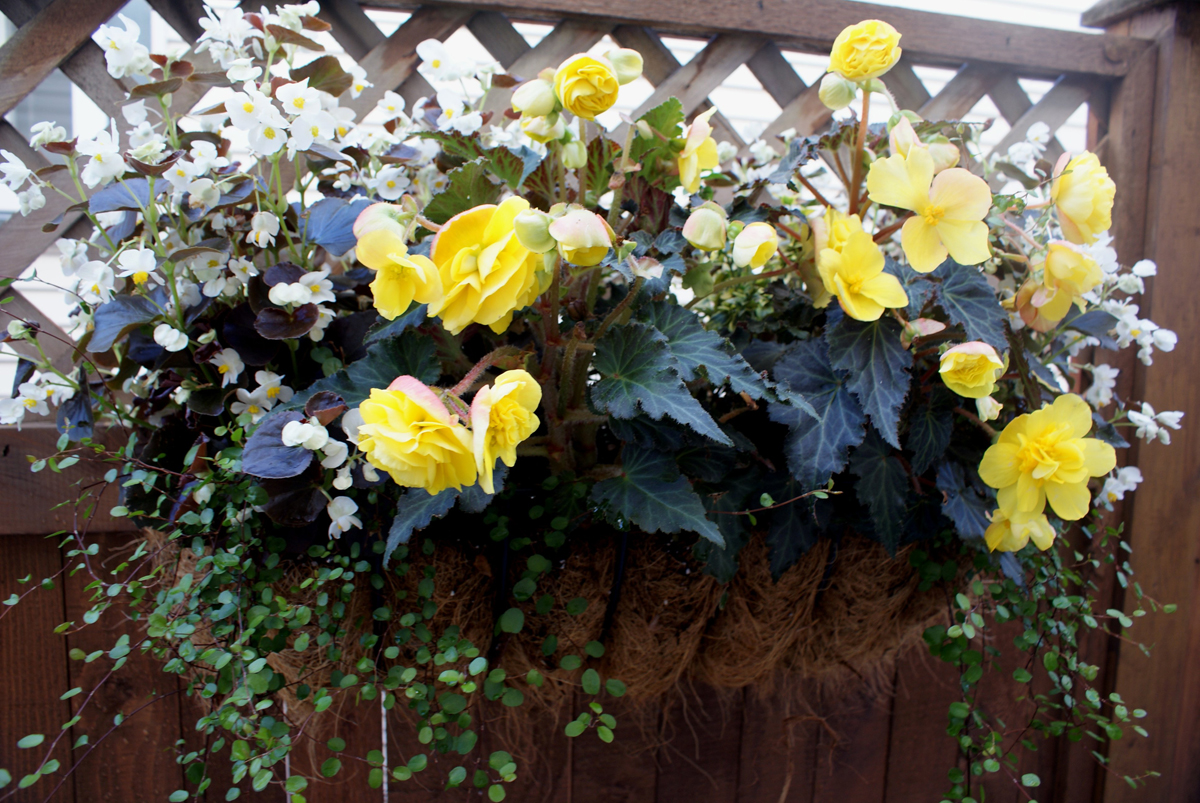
[1,0,1197,800]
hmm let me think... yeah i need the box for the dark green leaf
[498,608,524,634]
[486,146,542,189]
[936,461,992,540]
[591,445,723,545]
[581,669,601,695]
[56,369,93,442]
[288,330,439,410]
[849,430,909,554]
[638,301,768,399]
[1091,413,1130,449]
[592,322,730,445]
[933,260,1009,350]
[770,340,866,488]
[825,309,912,448]
[88,295,160,353]
[1061,308,1118,351]
[385,489,459,564]
[423,158,502,225]
[364,304,428,345]
[765,478,819,578]
[905,387,956,474]
[11,357,35,397]
[241,411,312,479]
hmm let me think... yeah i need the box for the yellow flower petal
[900,215,947,273]
[867,149,932,213]
[834,273,884,321]
[1045,480,1090,521]
[979,442,1021,489]
[935,219,991,267]
[1048,393,1094,439]
[858,272,909,309]
[1080,438,1116,477]
[929,167,992,222]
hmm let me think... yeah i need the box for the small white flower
[715,141,738,164]
[1084,363,1120,409]
[254,371,294,404]
[1131,259,1156,278]
[75,261,116,304]
[435,91,482,135]
[0,149,32,190]
[1116,273,1145,295]
[268,282,311,306]
[114,248,162,287]
[320,439,348,469]
[361,463,380,483]
[7,320,29,339]
[1097,466,1143,508]
[231,388,271,422]
[326,495,362,538]
[287,109,337,152]
[226,57,261,83]
[1128,402,1184,445]
[308,305,335,341]
[78,122,125,187]
[975,395,1002,422]
[17,185,45,216]
[349,64,372,99]
[153,323,190,352]
[341,408,364,446]
[372,165,410,200]
[1026,121,1051,146]
[188,178,221,212]
[121,100,148,127]
[29,121,67,149]
[416,39,471,82]
[277,79,320,118]
[228,257,259,283]
[281,419,329,450]
[95,14,152,79]
[225,84,272,130]
[246,212,280,248]
[163,158,198,191]
[375,90,407,119]
[248,113,290,155]
[57,239,89,276]
[748,139,778,164]
[189,141,229,174]
[209,348,244,387]
[14,382,51,418]
[333,464,353,490]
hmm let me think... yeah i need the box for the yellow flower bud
[511,77,557,118]
[605,48,644,86]
[635,120,654,139]
[828,19,902,82]
[553,53,620,120]
[939,341,1005,399]
[928,137,961,172]
[818,73,858,111]
[562,138,587,169]
[681,202,727,252]
[357,376,477,495]
[1050,151,1115,245]
[888,116,921,158]
[732,221,778,269]
[513,208,556,254]
[678,108,720,194]
[520,113,566,144]
[470,369,542,494]
[976,395,1002,422]
[353,199,417,240]
[548,207,614,266]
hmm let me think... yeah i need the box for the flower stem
[849,90,870,216]
[607,122,638,229]
[576,116,588,206]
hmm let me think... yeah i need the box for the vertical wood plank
[883,651,961,803]
[811,679,892,803]
[467,11,532,69]
[737,683,819,803]
[918,63,1000,121]
[655,685,743,803]
[572,695,658,803]
[884,60,931,112]
[61,532,183,801]
[745,42,806,108]
[302,695,382,803]
[0,534,75,801]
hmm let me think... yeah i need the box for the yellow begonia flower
[1051,151,1115,245]
[553,54,619,120]
[681,202,727,252]
[470,369,542,494]
[356,228,443,320]
[1026,241,1103,328]
[867,147,992,273]
[548,208,614,267]
[828,19,902,82]
[428,197,547,335]
[984,508,1056,553]
[678,107,720,194]
[817,229,908,322]
[978,393,1116,522]
[732,222,778,269]
[357,376,477,495]
[812,207,864,256]
[939,341,1005,399]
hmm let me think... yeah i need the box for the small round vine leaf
[581,668,601,695]
[565,720,586,737]
[320,758,341,778]
[489,784,506,802]
[17,734,44,749]
[498,607,524,634]
[326,737,346,752]
[605,678,627,697]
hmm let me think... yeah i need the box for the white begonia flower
[188,178,221,212]
[228,257,259,284]
[1098,466,1143,507]
[748,139,779,163]
[0,397,26,426]
[320,440,349,469]
[255,371,294,404]
[349,64,372,99]
[1085,363,1120,409]
[56,239,89,277]
[17,185,45,216]
[114,248,162,287]
[1135,322,1176,366]
[268,281,312,306]
[231,388,271,422]
[29,121,67,148]
[246,212,280,248]
[15,382,50,417]
[7,320,29,338]
[226,57,261,83]
[281,419,330,450]
[0,149,31,190]
[163,158,198,191]
[153,323,190,352]
[121,100,148,127]
[129,140,167,166]
[1116,273,1146,295]
[975,396,1002,422]
[277,1,321,31]
[1025,121,1051,146]
[287,109,337,152]
[75,261,116,304]
[333,464,353,490]
[308,305,335,342]
[326,496,362,538]
[341,407,364,446]
[211,348,245,387]
[375,90,406,119]
[225,84,274,131]
[189,141,230,174]
[373,166,410,201]
[416,39,471,81]
[198,5,255,59]
[78,122,125,187]
[1128,402,1184,445]
[331,106,357,141]
[248,108,291,155]
[277,79,320,118]
[95,14,152,79]
[435,91,482,135]
[1131,259,1157,278]
[715,141,739,165]
[361,462,381,483]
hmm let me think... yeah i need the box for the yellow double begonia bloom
[553,54,619,120]
[828,20,902,82]
[470,369,542,494]
[984,508,1057,553]
[678,107,720,194]
[356,228,443,320]
[357,376,477,495]
[1051,151,1115,245]
[979,393,1116,522]
[939,341,1004,399]
[867,147,993,273]
[1026,241,1103,328]
[428,197,547,335]
[817,229,908,321]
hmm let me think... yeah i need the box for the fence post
[1089,3,1200,802]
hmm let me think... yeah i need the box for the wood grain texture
[655,685,744,803]
[737,684,820,803]
[0,534,75,801]
[1105,6,1200,803]
[745,42,806,108]
[811,681,892,803]
[318,0,387,60]
[987,76,1094,159]
[883,651,961,803]
[630,34,763,120]
[468,10,532,68]
[360,0,1152,77]
[918,63,1001,122]
[571,694,657,803]
[884,60,931,114]
[0,425,134,537]
[987,72,1066,167]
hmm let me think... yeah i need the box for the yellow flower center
[218,365,230,374]
[23,398,37,409]
[311,125,320,136]
[243,102,255,113]
[1107,491,1118,502]
[247,404,260,415]
[1014,424,1075,480]
[432,59,442,68]
[266,386,280,398]
[264,127,277,140]
[292,98,305,110]
[386,180,396,188]
[922,203,946,226]
[132,271,149,285]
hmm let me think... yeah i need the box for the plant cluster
[0,7,1178,800]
